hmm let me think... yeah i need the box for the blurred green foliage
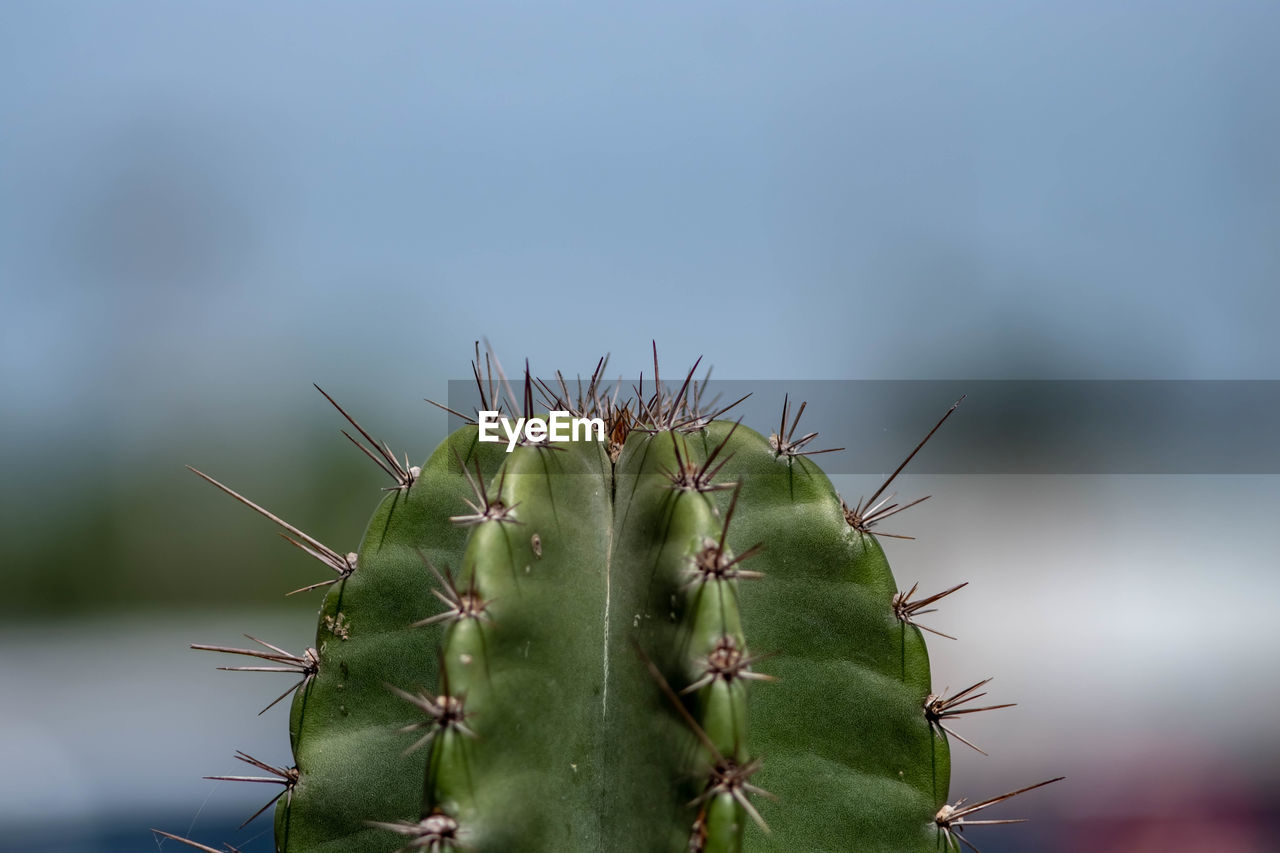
[4,416,449,616]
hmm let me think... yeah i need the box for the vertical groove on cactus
[168,349,1060,853]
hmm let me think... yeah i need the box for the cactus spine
[169,348,1058,853]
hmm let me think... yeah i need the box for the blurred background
[3,2,1278,851]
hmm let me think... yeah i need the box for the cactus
[164,347,1059,853]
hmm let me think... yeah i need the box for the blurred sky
[2,3,1279,852]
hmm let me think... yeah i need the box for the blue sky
[4,3,1279,451]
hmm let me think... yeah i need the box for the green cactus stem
[166,347,1059,853]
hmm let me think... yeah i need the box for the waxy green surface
[272,422,949,852]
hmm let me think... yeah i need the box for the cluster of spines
[411,450,510,846]
[159,346,1060,853]
[663,449,774,847]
